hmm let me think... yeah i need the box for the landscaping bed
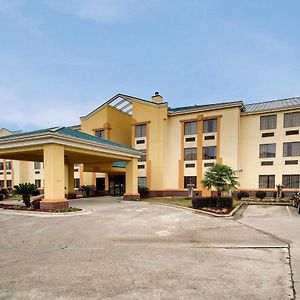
[0,203,81,213]
[141,197,241,215]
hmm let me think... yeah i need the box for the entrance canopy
[0,127,141,209]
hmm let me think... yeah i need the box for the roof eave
[241,105,300,116]
[0,132,141,158]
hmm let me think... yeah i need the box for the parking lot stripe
[286,206,292,217]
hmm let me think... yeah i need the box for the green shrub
[192,197,233,209]
[138,186,150,198]
[237,191,249,200]
[255,191,266,199]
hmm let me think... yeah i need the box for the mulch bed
[0,204,81,213]
[199,207,235,214]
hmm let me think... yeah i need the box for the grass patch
[141,197,192,208]
[6,195,23,201]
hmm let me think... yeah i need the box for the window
[138,165,145,169]
[285,160,298,165]
[203,119,217,133]
[35,180,41,189]
[138,177,147,187]
[184,148,197,161]
[6,180,12,188]
[135,124,146,138]
[0,162,3,170]
[286,130,299,136]
[6,161,11,170]
[283,142,300,157]
[203,146,216,160]
[284,112,300,128]
[204,135,215,140]
[260,115,277,130]
[74,178,80,189]
[185,163,195,168]
[259,144,276,158]
[259,175,275,188]
[184,121,197,135]
[185,137,195,142]
[184,176,197,188]
[138,150,146,162]
[34,162,41,170]
[204,162,214,167]
[261,161,273,166]
[282,175,299,189]
[0,180,4,188]
[262,132,274,137]
[95,129,105,139]
[136,139,145,144]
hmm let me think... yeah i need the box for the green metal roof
[112,161,126,168]
[0,126,136,152]
[244,97,300,113]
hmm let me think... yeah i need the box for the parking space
[0,198,295,299]
[239,205,300,298]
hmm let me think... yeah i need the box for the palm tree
[202,164,239,197]
[13,183,38,207]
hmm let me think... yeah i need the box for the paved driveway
[0,198,295,299]
[239,205,300,299]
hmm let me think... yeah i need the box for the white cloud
[0,87,87,131]
[44,0,158,23]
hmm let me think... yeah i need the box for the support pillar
[66,163,76,199]
[123,158,140,201]
[40,144,69,211]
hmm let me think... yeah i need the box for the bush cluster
[237,191,249,200]
[138,186,150,198]
[192,197,233,209]
[255,191,266,199]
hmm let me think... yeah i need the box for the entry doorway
[96,178,105,191]
[109,175,125,196]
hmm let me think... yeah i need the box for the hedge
[192,197,233,209]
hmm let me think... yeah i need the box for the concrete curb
[0,208,93,217]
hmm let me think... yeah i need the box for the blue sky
[1,0,300,131]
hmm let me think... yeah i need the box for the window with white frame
[34,162,41,170]
[184,148,197,161]
[135,124,146,138]
[284,112,300,128]
[260,115,277,130]
[282,174,300,189]
[259,144,276,158]
[35,180,41,189]
[283,142,300,157]
[184,121,197,135]
[203,119,217,133]
[259,175,275,188]
[184,176,197,188]
[95,129,105,138]
[202,146,216,160]
[138,177,147,187]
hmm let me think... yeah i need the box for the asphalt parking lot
[0,197,297,299]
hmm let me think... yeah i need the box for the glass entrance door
[109,175,125,196]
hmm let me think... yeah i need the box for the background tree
[13,183,39,207]
[202,164,239,196]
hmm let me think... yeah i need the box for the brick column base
[40,200,69,211]
[123,193,140,201]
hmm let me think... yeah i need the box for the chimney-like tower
[151,91,163,104]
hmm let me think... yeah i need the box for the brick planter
[123,194,140,201]
[40,201,69,211]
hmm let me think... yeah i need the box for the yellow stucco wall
[240,109,300,190]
